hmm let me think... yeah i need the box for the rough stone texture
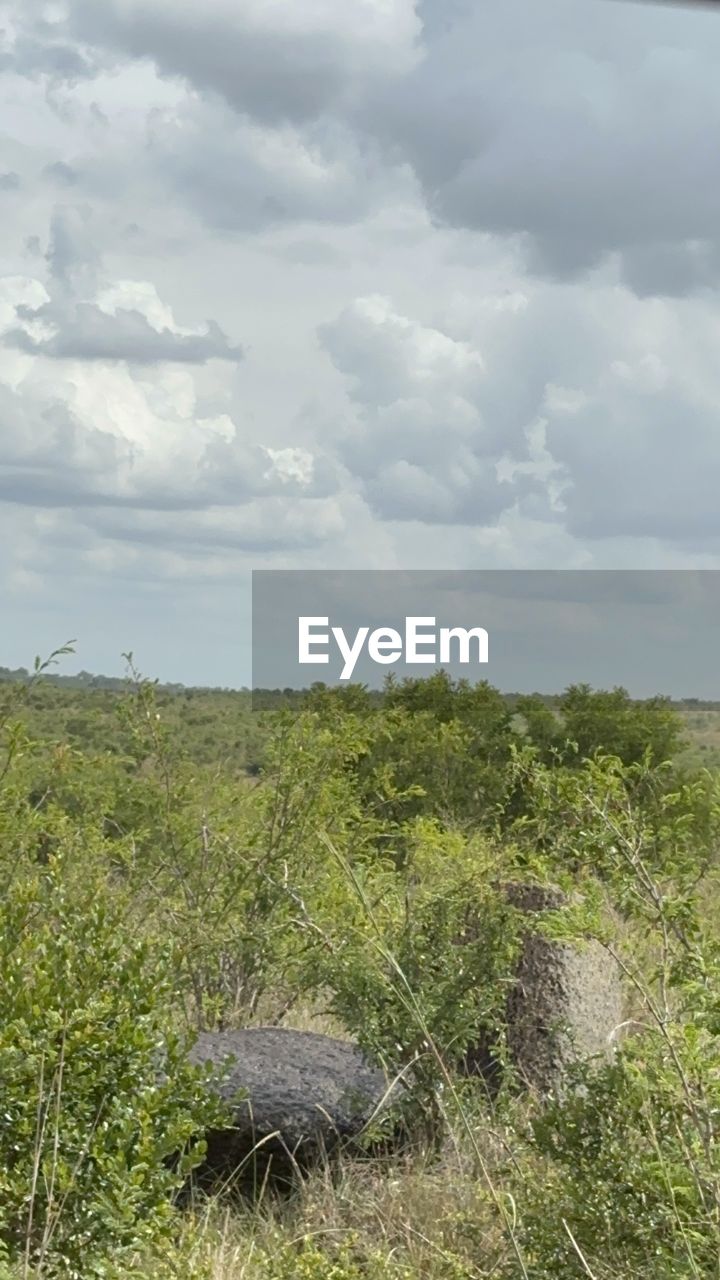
[187,1027,398,1190]
[465,883,623,1098]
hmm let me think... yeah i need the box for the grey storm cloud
[545,387,720,542]
[44,0,420,124]
[359,0,720,291]
[0,33,98,81]
[4,0,418,234]
[147,103,394,233]
[66,5,348,124]
[619,240,720,299]
[10,0,720,298]
[6,302,243,365]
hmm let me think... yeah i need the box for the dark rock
[465,883,623,1098]
[187,1027,399,1192]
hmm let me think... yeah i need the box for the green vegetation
[3,655,720,1277]
[8,662,714,776]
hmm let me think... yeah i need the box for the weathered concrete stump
[187,1027,398,1191]
[465,883,623,1098]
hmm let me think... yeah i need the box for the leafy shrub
[503,750,720,1278]
[513,1027,720,1277]
[282,820,525,1137]
[0,852,226,1277]
[515,685,683,770]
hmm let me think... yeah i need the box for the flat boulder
[187,1027,397,1191]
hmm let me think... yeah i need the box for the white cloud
[320,293,484,403]
[320,294,557,524]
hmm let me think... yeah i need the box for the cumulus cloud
[319,294,541,524]
[0,360,332,513]
[0,223,328,519]
[321,294,484,402]
[3,206,243,364]
[461,278,720,544]
[7,301,243,364]
[319,280,720,545]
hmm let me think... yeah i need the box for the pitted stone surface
[466,883,623,1097]
[187,1027,396,1188]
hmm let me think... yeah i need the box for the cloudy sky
[2,0,720,685]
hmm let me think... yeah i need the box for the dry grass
[144,1140,512,1280]
[100,1087,530,1280]
[245,996,351,1041]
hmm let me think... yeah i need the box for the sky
[2,0,720,686]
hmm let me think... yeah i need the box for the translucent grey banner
[251,570,720,704]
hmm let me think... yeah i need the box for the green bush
[280,820,525,1137]
[503,750,720,1278]
[0,852,226,1277]
[513,1031,720,1277]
